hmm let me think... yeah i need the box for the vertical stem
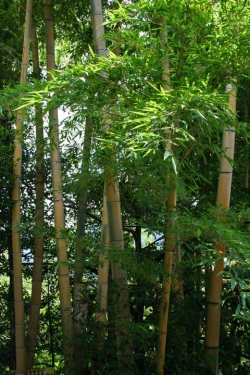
[204,84,236,374]
[12,1,32,373]
[105,177,134,374]
[8,224,16,370]
[156,188,176,375]
[26,21,44,370]
[91,0,134,372]
[74,116,92,286]
[44,1,74,373]
[156,19,177,375]
[73,115,92,374]
[92,193,110,374]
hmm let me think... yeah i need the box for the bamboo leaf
[172,157,177,175]
[164,150,172,160]
[196,228,201,237]
[241,293,246,308]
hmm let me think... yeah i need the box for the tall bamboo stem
[204,84,236,374]
[12,1,32,373]
[44,2,74,373]
[73,115,92,374]
[156,189,176,375]
[91,0,134,372]
[156,19,177,375]
[92,192,110,374]
[74,117,92,287]
[26,21,44,370]
[106,177,134,373]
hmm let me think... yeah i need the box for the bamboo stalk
[74,116,92,287]
[96,194,110,329]
[156,189,176,375]
[12,1,32,373]
[73,115,92,374]
[44,2,74,373]
[105,177,134,374]
[92,192,110,374]
[204,84,236,374]
[156,19,177,375]
[91,0,134,372]
[26,21,44,370]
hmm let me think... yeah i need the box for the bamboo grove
[1,0,250,374]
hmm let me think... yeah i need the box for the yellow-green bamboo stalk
[156,20,177,375]
[26,21,44,370]
[156,189,176,375]
[92,192,110,374]
[105,177,134,373]
[91,0,134,372]
[204,84,236,374]
[44,2,74,373]
[12,1,32,373]
[96,194,109,329]
[97,193,110,323]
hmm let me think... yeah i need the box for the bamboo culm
[44,1,74,373]
[204,84,236,375]
[156,19,178,375]
[26,21,45,370]
[12,1,33,373]
[73,115,92,374]
[91,0,134,372]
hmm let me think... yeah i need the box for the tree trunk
[12,1,32,373]
[44,1,74,373]
[204,83,236,374]
[26,20,44,370]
